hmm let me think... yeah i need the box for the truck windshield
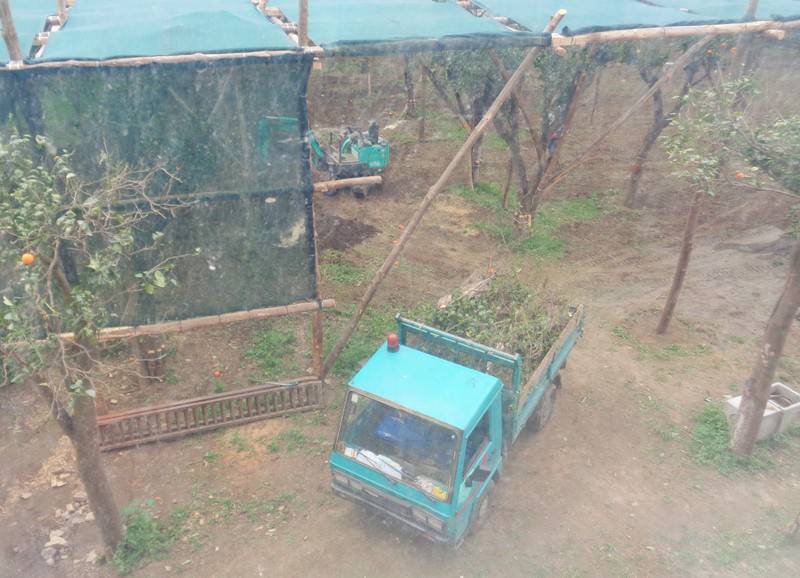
[336,391,457,502]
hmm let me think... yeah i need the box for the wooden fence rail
[97,377,324,451]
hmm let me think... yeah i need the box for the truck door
[456,406,497,524]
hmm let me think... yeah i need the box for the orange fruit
[21,253,35,266]
[735,171,747,180]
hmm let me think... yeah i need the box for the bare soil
[3,49,800,578]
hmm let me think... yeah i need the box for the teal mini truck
[330,306,585,546]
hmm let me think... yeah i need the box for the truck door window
[464,411,491,472]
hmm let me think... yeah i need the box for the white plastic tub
[725,382,800,442]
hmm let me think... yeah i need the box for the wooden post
[656,188,704,335]
[298,0,309,47]
[310,192,324,378]
[538,34,715,197]
[550,19,800,47]
[320,9,568,379]
[0,0,23,62]
[731,240,800,456]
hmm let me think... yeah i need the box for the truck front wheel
[468,480,495,537]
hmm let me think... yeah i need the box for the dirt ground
[3,47,800,578]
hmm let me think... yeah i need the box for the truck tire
[468,480,495,537]
[529,374,561,433]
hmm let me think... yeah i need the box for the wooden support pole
[298,0,309,47]
[310,189,324,378]
[551,19,800,47]
[313,175,382,194]
[538,34,715,197]
[57,300,335,343]
[56,0,67,21]
[0,0,22,63]
[319,9,568,379]
[0,46,323,71]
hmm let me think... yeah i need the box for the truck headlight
[332,471,349,486]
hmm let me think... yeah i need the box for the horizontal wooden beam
[1,46,323,71]
[58,299,335,342]
[313,175,382,194]
[552,18,800,47]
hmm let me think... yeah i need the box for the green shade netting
[474,1,800,33]
[1,0,53,63]
[269,0,510,46]
[1,55,318,326]
[41,0,294,62]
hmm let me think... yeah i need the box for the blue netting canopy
[42,0,296,61]
[269,0,509,46]
[2,1,799,65]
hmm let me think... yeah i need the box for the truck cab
[331,340,503,545]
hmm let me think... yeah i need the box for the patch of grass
[239,492,295,523]
[229,431,251,453]
[689,403,772,475]
[202,491,296,526]
[611,324,712,360]
[265,428,306,454]
[458,188,610,260]
[245,323,298,379]
[113,501,185,575]
[452,181,513,213]
[325,305,396,377]
[320,251,368,284]
[515,232,567,259]
[211,378,225,394]
[202,451,219,465]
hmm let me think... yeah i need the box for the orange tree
[658,79,800,455]
[0,130,182,552]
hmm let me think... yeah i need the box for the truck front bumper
[331,478,450,544]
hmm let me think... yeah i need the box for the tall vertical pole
[298,0,309,47]
[0,0,22,62]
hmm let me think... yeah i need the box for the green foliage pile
[429,276,569,374]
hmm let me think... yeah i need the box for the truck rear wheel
[529,374,561,433]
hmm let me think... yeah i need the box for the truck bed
[510,305,585,443]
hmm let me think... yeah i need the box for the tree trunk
[656,188,705,334]
[525,72,587,219]
[731,240,800,456]
[625,87,665,209]
[492,112,529,209]
[38,344,124,553]
[502,156,514,209]
[469,95,487,185]
[400,55,417,119]
[72,393,124,552]
[133,335,166,384]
